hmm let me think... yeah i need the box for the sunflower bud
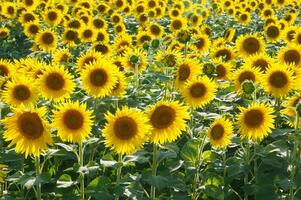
[143,42,150,50]
[242,80,255,95]
[296,101,301,117]
[151,39,160,49]
[202,63,215,78]
[177,30,191,43]
[129,55,140,65]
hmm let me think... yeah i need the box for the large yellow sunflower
[244,53,275,72]
[208,116,233,149]
[237,103,275,141]
[37,65,75,102]
[2,77,39,107]
[182,77,217,109]
[76,50,103,72]
[146,100,189,144]
[52,101,94,144]
[102,107,151,155]
[282,93,301,127]
[2,105,53,158]
[0,59,14,77]
[109,70,127,98]
[35,29,58,52]
[236,33,265,57]
[263,64,295,98]
[211,45,236,62]
[80,58,118,98]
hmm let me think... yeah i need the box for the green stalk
[150,144,158,200]
[254,142,258,200]
[79,142,85,200]
[290,114,299,200]
[244,142,250,200]
[115,153,123,200]
[134,63,139,90]
[223,150,227,200]
[35,156,41,200]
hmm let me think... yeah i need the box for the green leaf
[145,175,170,190]
[180,139,199,165]
[57,174,75,188]
[100,159,117,168]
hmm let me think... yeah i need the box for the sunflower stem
[151,144,158,200]
[223,150,227,200]
[79,142,85,200]
[115,153,123,200]
[134,63,139,93]
[254,142,258,200]
[35,156,41,200]
[290,114,299,200]
[244,142,250,200]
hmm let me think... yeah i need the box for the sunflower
[237,12,251,25]
[278,45,301,68]
[79,26,97,43]
[0,59,14,77]
[136,31,153,46]
[92,17,108,30]
[147,23,164,38]
[175,58,201,90]
[263,64,295,98]
[102,106,151,155]
[236,33,265,57]
[293,29,301,46]
[208,116,233,149]
[2,77,39,107]
[212,58,233,81]
[62,29,79,47]
[23,22,41,39]
[80,58,118,98]
[53,48,72,64]
[21,0,38,10]
[264,23,282,43]
[52,101,93,143]
[2,105,52,158]
[96,29,109,44]
[211,45,236,62]
[155,49,183,68]
[224,28,236,42]
[37,65,75,102]
[19,11,38,24]
[282,26,298,44]
[237,103,275,141]
[113,33,132,55]
[109,70,127,98]
[192,33,211,54]
[182,77,217,109]
[44,9,62,26]
[76,50,103,72]
[35,29,58,52]
[121,47,147,74]
[170,18,187,32]
[2,2,16,19]
[245,53,275,72]
[233,66,263,94]
[146,100,189,144]
[282,93,301,127]
[0,28,10,39]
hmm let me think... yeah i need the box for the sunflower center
[216,64,226,78]
[83,29,93,38]
[267,26,279,38]
[93,19,104,28]
[25,0,34,6]
[65,30,78,41]
[0,65,8,76]
[190,83,207,98]
[195,38,205,49]
[163,54,176,67]
[41,32,55,45]
[284,50,301,65]
[7,6,15,15]
[140,35,151,43]
[29,24,39,34]
[172,20,182,30]
[215,49,231,61]
[95,44,109,54]
[238,71,255,84]
[150,105,176,129]
[244,109,264,128]
[24,13,35,22]
[114,116,137,140]
[112,16,120,23]
[18,112,44,140]
[269,71,288,88]
[13,85,31,101]
[63,109,84,130]
[48,11,58,21]
[178,64,190,81]
[210,124,224,140]
[46,72,65,90]
[90,69,108,86]
[253,59,268,71]
[150,25,161,36]
[242,37,260,54]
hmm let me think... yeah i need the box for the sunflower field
[1,0,301,199]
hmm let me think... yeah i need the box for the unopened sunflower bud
[143,42,150,50]
[151,39,160,49]
[296,101,301,117]
[242,80,255,95]
[129,55,140,65]
[202,63,215,78]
